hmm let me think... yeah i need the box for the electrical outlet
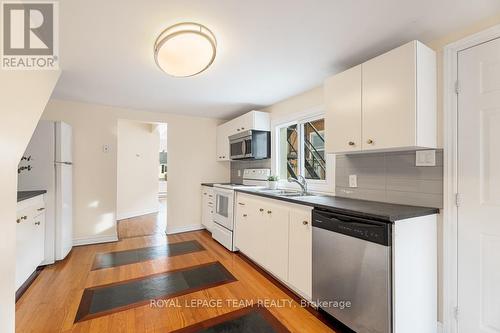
[416,150,436,166]
[349,174,358,188]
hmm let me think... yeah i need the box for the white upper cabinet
[325,41,437,154]
[216,122,230,161]
[324,65,362,153]
[216,110,270,161]
[227,110,270,136]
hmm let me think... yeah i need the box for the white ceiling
[55,0,500,119]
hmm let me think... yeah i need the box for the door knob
[267,210,272,214]
[259,208,264,212]
[35,222,41,226]
[367,139,374,144]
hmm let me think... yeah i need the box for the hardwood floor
[117,199,167,239]
[15,207,336,333]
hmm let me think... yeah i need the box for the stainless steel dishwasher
[312,208,392,333]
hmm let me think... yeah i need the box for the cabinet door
[362,41,416,151]
[262,200,289,282]
[216,124,230,161]
[32,213,45,268]
[231,112,253,135]
[201,188,210,230]
[16,213,33,290]
[234,198,250,252]
[324,65,362,153]
[288,207,312,299]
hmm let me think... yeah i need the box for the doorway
[450,35,500,332]
[116,120,168,238]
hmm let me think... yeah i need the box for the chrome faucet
[288,175,308,194]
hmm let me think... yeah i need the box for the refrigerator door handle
[54,161,73,165]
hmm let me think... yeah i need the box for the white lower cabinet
[288,206,312,298]
[16,194,46,290]
[201,186,215,231]
[234,192,313,299]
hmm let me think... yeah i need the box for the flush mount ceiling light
[154,22,217,77]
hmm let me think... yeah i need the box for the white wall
[0,70,60,333]
[42,99,229,244]
[117,120,161,220]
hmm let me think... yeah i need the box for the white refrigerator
[18,121,73,264]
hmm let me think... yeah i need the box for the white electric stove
[211,168,270,251]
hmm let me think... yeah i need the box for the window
[277,117,326,181]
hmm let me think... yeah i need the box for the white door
[458,37,500,333]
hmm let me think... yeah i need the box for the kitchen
[3,1,500,333]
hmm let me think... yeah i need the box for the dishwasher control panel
[312,209,391,246]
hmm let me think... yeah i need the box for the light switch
[349,174,358,188]
[416,150,436,166]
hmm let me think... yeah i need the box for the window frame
[271,106,335,194]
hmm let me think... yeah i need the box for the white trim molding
[166,224,204,235]
[73,234,119,246]
[442,23,500,333]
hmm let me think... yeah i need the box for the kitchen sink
[279,192,315,197]
[259,189,315,197]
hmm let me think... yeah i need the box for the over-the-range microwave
[229,130,271,160]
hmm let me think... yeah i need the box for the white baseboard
[117,208,159,221]
[166,224,205,235]
[437,321,444,333]
[73,234,119,246]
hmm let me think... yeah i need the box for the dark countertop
[235,188,439,222]
[17,190,47,202]
[201,183,218,187]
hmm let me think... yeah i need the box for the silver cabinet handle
[35,221,41,226]
[259,208,264,212]
[37,207,45,211]
[16,219,21,224]
[267,210,272,214]
[348,141,355,146]
[303,220,309,225]
[367,139,374,144]
[21,215,28,220]
[238,202,245,205]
